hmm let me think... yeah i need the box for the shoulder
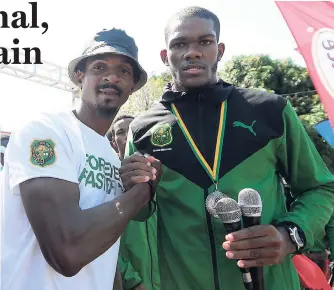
[233,87,287,112]
[130,102,171,135]
[15,110,72,132]
[9,111,74,146]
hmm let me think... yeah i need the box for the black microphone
[215,198,254,290]
[238,188,264,290]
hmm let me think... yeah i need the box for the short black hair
[164,6,220,44]
[109,114,135,136]
[75,55,141,84]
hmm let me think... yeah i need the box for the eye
[200,40,212,45]
[172,43,185,49]
[119,68,131,75]
[93,64,105,71]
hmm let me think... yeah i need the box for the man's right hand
[120,154,162,192]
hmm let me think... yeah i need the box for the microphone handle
[242,216,265,290]
[242,216,261,228]
[224,222,254,290]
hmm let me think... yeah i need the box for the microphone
[238,189,264,290]
[205,191,227,219]
[215,198,253,290]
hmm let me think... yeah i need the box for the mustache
[97,83,123,95]
[182,62,206,70]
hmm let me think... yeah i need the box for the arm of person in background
[7,118,156,277]
[274,100,334,251]
[118,256,147,290]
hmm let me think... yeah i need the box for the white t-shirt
[0,111,123,290]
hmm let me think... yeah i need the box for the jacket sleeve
[274,101,334,251]
[118,255,143,290]
[124,125,157,221]
[326,214,334,261]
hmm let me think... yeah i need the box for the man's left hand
[222,225,296,268]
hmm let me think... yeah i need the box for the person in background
[108,115,160,290]
[0,133,10,171]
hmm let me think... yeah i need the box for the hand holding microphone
[215,198,254,290]
[222,189,296,269]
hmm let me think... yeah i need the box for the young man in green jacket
[120,7,334,290]
[110,116,160,290]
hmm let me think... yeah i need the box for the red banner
[276,1,334,129]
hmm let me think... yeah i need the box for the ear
[76,70,84,85]
[217,43,225,62]
[111,138,118,152]
[160,49,169,66]
[129,82,135,95]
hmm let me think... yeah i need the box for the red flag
[276,1,334,129]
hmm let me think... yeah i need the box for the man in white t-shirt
[0,28,160,290]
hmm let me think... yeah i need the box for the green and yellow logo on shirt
[151,124,173,147]
[30,139,56,167]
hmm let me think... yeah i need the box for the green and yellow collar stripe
[171,102,227,182]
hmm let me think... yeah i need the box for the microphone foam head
[205,191,227,218]
[238,188,262,217]
[215,197,242,223]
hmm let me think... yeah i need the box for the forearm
[274,187,334,250]
[77,183,151,264]
[49,183,152,276]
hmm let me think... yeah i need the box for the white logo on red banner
[312,28,334,99]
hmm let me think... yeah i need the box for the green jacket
[126,81,334,290]
[119,216,160,290]
[118,255,142,289]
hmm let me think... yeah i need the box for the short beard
[96,104,118,120]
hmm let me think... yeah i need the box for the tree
[301,120,334,173]
[219,55,315,115]
[119,71,171,116]
[219,54,333,170]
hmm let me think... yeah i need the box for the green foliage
[219,54,315,115]
[119,71,171,116]
[219,54,332,171]
[301,120,334,173]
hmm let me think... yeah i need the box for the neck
[74,103,116,136]
[172,77,219,92]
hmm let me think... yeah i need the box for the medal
[171,102,228,216]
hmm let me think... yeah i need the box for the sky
[0,0,307,131]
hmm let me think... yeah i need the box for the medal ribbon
[171,102,227,183]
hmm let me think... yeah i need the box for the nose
[104,72,121,83]
[184,45,203,60]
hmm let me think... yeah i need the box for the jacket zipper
[145,220,155,290]
[205,190,220,290]
[198,93,220,290]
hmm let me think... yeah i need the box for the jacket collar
[160,79,234,105]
